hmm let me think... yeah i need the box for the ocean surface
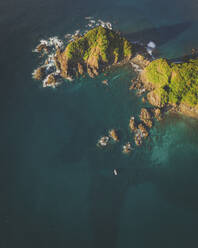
[1,0,198,247]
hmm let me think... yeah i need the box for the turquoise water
[1,0,198,247]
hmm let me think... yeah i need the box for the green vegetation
[145,58,198,107]
[63,26,133,64]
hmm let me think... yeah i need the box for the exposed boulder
[139,108,153,128]
[122,142,132,154]
[153,108,162,121]
[97,136,110,147]
[77,63,84,75]
[109,129,119,142]
[43,73,57,88]
[129,116,137,132]
[134,130,143,146]
[32,66,46,80]
[35,43,49,54]
[138,123,149,138]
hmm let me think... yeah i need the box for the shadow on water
[125,22,192,46]
[88,150,156,248]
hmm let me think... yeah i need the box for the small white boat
[113,169,118,176]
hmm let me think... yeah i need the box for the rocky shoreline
[33,25,198,152]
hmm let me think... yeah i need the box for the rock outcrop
[109,129,119,142]
[153,108,162,121]
[32,66,46,80]
[55,26,133,79]
[139,108,153,128]
[129,116,137,131]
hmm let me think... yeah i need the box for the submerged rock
[102,79,108,85]
[87,67,95,78]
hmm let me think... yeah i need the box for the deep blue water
[1,0,198,247]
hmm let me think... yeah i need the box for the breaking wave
[32,17,113,88]
[146,41,156,56]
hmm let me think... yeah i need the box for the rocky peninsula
[140,57,198,118]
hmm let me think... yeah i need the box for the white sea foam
[73,30,80,36]
[146,41,156,56]
[85,18,113,30]
[147,41,156,49]
[90,20,96,24]
[34,17,113,88]
[48,36,64,48]
[146,48,153,55]
[85,16,93,20]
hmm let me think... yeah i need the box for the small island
[33,26,134,85]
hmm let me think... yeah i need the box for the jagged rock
[134,123,148,146]
[122,142,132,154]
[97,136,109,147]
[77,63,84,75]
[153,108,162,121]
[139,108,152,128]
[36,43,49,54]
[142,97,146,103]
[92,67,99,76]
[109,129,119,142]
[138,123,149,138]
[87,67,95,78]
[33,66,46,80]
[134,131,143,146]
[129,116,137,131]
[130,54,150,69]
[43,74,57,87]
[129,81,136,90]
